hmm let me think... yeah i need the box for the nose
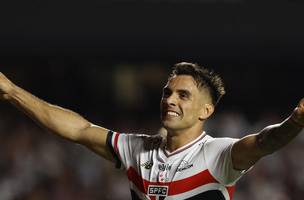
[163,93,177,106]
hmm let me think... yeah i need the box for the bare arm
[232,99,304,170]
[0,72,114,161]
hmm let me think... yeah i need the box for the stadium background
[0,1,304,200]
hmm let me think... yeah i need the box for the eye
[180,93,187,99]
[179,91,190,100]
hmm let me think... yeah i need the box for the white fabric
[108,131,247,200]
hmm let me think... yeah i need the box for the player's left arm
[231,98,304,170]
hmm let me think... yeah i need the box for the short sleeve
[106,130,145,170]
[204,137,249,186]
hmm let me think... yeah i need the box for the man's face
[160,75,211,132]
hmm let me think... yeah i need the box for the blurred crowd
[0,63,303,200]
[0,109,304,200]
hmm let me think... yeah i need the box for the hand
[0,72,14,100]
[291,98,304,127]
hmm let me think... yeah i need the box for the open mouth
[162,110,181,118]
[166,111,180,117]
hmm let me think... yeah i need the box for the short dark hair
[169,62,225,106]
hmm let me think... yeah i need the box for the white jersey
[107,131,246,200]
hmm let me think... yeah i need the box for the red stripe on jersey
[127,167,148,193]
[127,167,235,198]
[226,186,235,200]
[114,133,120,155]
[168,169,217,195]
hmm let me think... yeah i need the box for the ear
[199,103,214,121]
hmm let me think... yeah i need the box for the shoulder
[205,135,238,145]
[118,132,164,151]
[143,134,164,150]
[203,135,239,152]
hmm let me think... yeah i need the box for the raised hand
[291,98,304,127]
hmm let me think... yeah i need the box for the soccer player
[0,63,303,200]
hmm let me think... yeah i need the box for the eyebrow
[163,87,192,96]
[177,89,191,97]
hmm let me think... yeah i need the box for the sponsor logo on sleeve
[148,185,168,197]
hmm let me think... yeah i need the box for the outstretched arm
[0,72,114,161]
[232,98,304,170]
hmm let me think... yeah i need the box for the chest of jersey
[127,142,227,200]
[114,132,237,200]
[138,145,206,183]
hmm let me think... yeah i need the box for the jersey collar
[162,131,207,158]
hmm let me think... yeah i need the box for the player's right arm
[0,72,114,161]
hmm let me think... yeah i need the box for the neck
[166,123,205,152]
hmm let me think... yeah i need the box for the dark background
[0,1,303,200]
[1,1,303,119]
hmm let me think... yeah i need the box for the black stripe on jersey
[106,130,121,168]
[130,190,225,200]
[130,189,141,200]
[184,190,225,200]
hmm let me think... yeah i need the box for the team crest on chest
[158,163,172,171]
[148,185,169,197]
